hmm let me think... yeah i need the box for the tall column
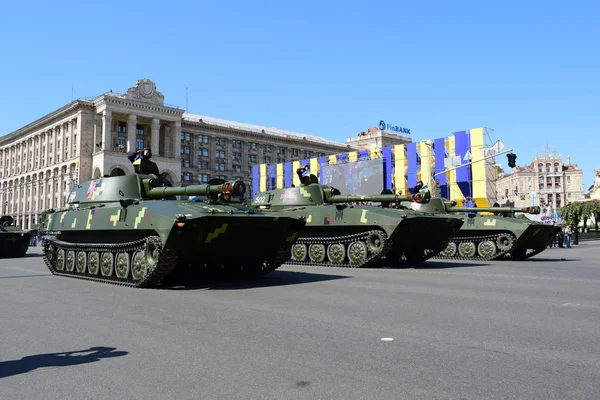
[127,114,137,152]
[102,110,112,151]
[172,121,181,158]
[151,118,160,155]
[44,132,49,167]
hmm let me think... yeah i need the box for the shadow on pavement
[162,269,349,291]
[412,260,490,269]
[0,274,53,279]
[0,346,128,379]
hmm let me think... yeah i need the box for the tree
[589,200,600,231]
[561,202,583,226]
[561,200,600,230]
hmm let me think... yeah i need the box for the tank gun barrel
[146,179,246,199]
[448,205,540,214]
[328,192,430,204]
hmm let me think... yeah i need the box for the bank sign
[379,120,411,134]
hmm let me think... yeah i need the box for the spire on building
[567,155,571,165]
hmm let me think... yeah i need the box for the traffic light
[507,153,517,168]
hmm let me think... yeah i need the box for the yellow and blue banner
[252,128,493,207]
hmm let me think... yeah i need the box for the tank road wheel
[88,252,100,275]
[477,241,497,258]
[347,241,368,265]
[308,244,326,262]
[457,242,476,257]
[76,251,87,273]
[115,252,130,279]
[131,251,149,280]
[66,250,76,272]
[291,244,307,262]
[45,243,56,264]
[327,243,345,263]
[100,252,114,277]
[366,231,386,254]
[441,242,457,257]
[496,233,515,252]
[55,248,66,270]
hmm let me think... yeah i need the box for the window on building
[232,152,242,161]
[198,174,210,183]
[137,125,145,135]
[248,155,257,163]
[232,164,241,173]
[248,142,257,151]
[198,161,209,169]
[304,151,312,159]
[232,140,243,148]
[263,156,271,164]
[118,122,127,133]
[215,163,226,171]
[216,150,225,159]
[199,136,209,144]
[198,148,209,157]
[183,160,190,168]
[262,144,272,152]
[136,139,144,150]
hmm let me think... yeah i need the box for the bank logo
[378,120,411,134]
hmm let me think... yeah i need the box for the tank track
[286,230,393,268]
[430,232,517,261]
[42,236,178,288]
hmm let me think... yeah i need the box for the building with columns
[0,79,352,229]
[495,152,585,209]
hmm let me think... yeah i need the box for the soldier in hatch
[127,148,160,176]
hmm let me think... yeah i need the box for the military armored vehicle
[39,174,306,288]
[0,216,31,258]
[249,184,464,268]
[400,197,558,260]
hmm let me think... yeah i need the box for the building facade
[0,79,352,229]
[495,153,585,208]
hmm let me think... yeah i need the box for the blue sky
[1,0,598,188]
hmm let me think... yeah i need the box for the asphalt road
[1,243,599,400]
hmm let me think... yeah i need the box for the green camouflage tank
[39,174,306,288]
[0,216,31,258]
[249,184,464,268]
[399,197,560,260]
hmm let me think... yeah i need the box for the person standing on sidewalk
[565,225,573,248]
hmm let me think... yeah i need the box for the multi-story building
[495,152,585,208]
[0,79,351,229]
[345,125,412,150]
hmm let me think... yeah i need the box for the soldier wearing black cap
[127,148,160,176]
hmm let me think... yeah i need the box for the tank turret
[248,184,462,268]
[252,184,430,209]
[64,174,246,205]
[39,174,306,288]
[400,197,540,215]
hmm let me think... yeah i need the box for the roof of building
[182,112,348,149]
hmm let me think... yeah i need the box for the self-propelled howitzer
[249,185,463,268]
[400,197,559,260]
[0,216,31,258]
[39,174,306,288]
